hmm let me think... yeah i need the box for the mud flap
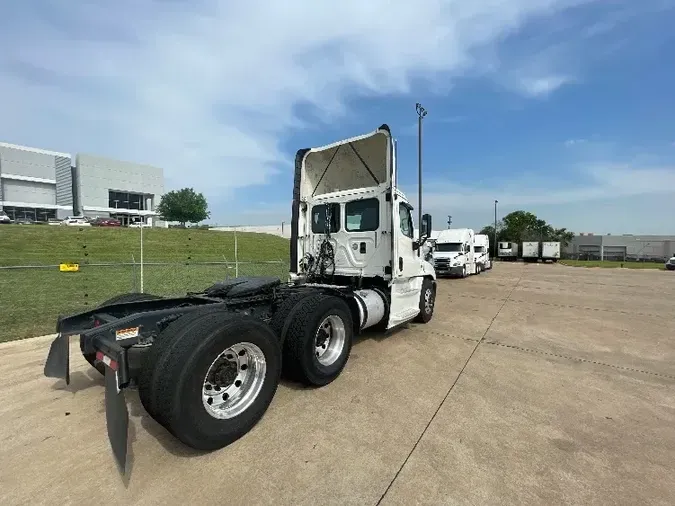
[44,333,70,385]
[105,366,129,474]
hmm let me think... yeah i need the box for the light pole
[494,200,498,261]
[416,102,427,256]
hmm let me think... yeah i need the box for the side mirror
[421,213,432,238]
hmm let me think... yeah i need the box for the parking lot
[1,262,674,505]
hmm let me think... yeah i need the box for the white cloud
[0,0,603,200]
[418,164,675,210]
[516,75,574,97]
[564,138,588,146]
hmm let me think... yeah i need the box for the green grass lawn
[0,226,290,342]
[0,225,289,265]
[559,259,666,269]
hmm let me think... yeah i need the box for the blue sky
[1,0,674,234]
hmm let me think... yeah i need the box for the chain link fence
[0,225,290,342]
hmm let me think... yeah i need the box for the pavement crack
[375,272,524,505]
[482,341,675,381]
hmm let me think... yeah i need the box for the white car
[128,221,148,228]
[666,255,675,271]
[0,211,11,224]
[63,217,92,227]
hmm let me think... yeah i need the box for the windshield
[474,246,485,253]
[435,242,462,253]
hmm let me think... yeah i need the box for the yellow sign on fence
[59,263,80,272]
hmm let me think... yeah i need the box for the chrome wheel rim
[202,342,266,419]
[314,315,346,366]
[424,288,434,314]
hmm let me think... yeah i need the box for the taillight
[95,351,119,371]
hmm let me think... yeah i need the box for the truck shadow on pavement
[49,369,104,393]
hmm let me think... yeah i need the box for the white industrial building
[565,233,675,262]
[0,142,164,226]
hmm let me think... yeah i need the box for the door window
[399,203,414,239]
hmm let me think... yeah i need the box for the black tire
[81,292,162,376]
[283,294,353,386]
[138,307,228,426]
[414,278,436,323]
[150,312,282,451]
[270,291,312,341]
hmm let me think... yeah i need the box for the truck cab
[290,124,436,329]
[432,228,477,278]
[474,234,492,272]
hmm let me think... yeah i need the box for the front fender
[421,259,436,280]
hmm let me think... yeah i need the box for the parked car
[0,210,12,224]
[63,217,92,227]
[14,217,36,225]
[91,217,121,227]
[128,221,148,228]
[47,218,63,226]
[666,255,675,271]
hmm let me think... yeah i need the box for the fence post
[222,255,230,280]
[131,254,138,292]
[140,222,144,293]
[234,228,239,278]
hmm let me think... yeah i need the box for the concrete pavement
[1,262,674,505]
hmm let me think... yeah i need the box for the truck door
[387,138,423,327]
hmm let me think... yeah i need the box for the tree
[479,210,575,257]
[156,188,210,226]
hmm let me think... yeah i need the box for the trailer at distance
[497,241,519,261]
[541,241,561,262]
[521,241,540,262]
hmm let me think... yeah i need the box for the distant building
[0,142,73,222]
[0,142,164,226]
[565,233,675,261]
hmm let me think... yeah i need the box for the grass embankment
[0,226,290,342]
[559,259,666,269]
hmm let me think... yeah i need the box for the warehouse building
[0,142,74,221]
[0,142,164,226]
[565,233,675,262]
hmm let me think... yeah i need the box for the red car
[91,217,121,227]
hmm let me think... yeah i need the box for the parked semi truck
[521,241,540,262]
[497,241,518,261]
[432,228,477,278]
[43,124,437,474]
[541,241,561,262]
[474,234,492,272]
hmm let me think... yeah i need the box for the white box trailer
[541,241,561,262]
[497,241,518,261]
[521,241,540,261]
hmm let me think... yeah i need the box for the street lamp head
[416,103,428,118]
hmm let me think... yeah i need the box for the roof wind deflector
[311,145,341,198]
[349,143,379,185]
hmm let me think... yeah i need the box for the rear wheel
[283,294,353,386]
[81,292,162,376]
[148,312,282,450]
